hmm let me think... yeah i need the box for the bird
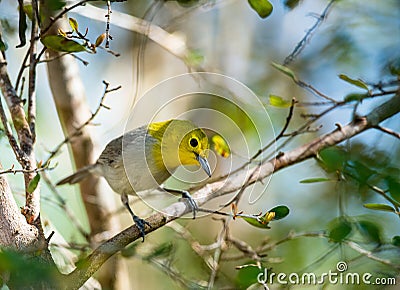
[57,119,212,241]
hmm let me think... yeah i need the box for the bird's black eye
[189,138,198,148]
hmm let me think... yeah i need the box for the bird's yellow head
[148,120,211,176]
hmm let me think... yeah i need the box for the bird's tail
[56,164,98,185]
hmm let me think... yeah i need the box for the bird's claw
[133,216,151,242]
[181,191,198,219]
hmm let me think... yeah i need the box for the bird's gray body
[56,120,211,239]
[57,125,172,196]
[95,125,171,195]
[57,120,210,199]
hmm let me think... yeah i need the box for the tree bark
[0,162,39,250]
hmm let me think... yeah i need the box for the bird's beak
[196,154,212,177]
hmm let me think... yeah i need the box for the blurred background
[0,0,399,289]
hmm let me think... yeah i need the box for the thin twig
[344,241,400,269]
[296,79,337,102]
[374,125,400,139]
[28,0,39,143]
[0,54,30,166]
[297,101,333,106]
[15,50,30,92]
[41,172,90,240]
[252,98,297,160]
[44,81,118,164]
[367,184,400,212]
[227,235,263,267]
[265,102,342,162]
[284,0,337,65]
[0,98,24,162]
[344,170,400,211]
[208,218,229,290]
[0,165,51,176]
[282,124,322,137]
[147,258,206,289]
[223,231,326,261]
[105,1,112,48]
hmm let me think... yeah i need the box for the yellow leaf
[211,135,231,158]
[269,95,292,108]
[69,17,78,32]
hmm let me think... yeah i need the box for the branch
[64,92,400,289]
[0,97,24,162]
[0,51,40,223]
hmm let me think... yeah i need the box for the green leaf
[269,205,290,220]
[363,203,396,213]
[248,0,273,19]
[184,50,204,67]
[69,17,78,32]
[235,263,261,289]
[211,134,231,158]
[388,58,400,76]
[356,220,381,244]
[339,74,369,91]
[241,205,289,229]
[317,147,347,173]
[283,0,302,10]
[300,177,332,184]
[0,35,7,51]
[268,95,292,108]
[242,215,271,229]
[386,177,400,203]
[27,174,40,194]
[22,4,33,20]
[327,217,352,243]
[344,93,368,102]
[392,236,400,247]
[41,35,88,53]
[0,250,58,287]
[120,243,138,258]
[271,62,298,82]
[16,1,27,48]
[144,243,174,260]
[46,0,66,11]
[344,160,376,185]
[176,0,200,7]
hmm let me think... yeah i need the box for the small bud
[95,33,106,47]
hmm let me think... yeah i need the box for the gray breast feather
[95,126,171,195]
